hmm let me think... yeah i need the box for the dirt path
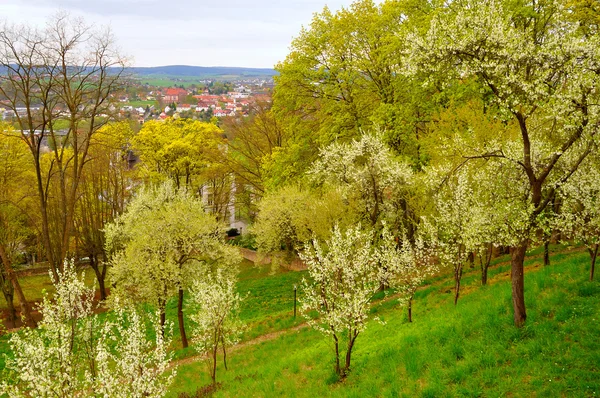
[172,323,310,368]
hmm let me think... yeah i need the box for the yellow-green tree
[105,182,240,348]
[133,118,238,222]
[75,121,136,300]
[0,126,37,328]
[271,0,437,186]
[132,118,221,191]
[252,185,356,263]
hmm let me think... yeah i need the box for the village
[116,79,273,123]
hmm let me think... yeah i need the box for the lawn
[125,100,159,108]
[1,246,599,397]
[168,246,600,397]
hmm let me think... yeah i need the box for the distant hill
[125,65,277,78]
[0,64,277,80]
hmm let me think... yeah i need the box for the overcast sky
[1,0,360,68]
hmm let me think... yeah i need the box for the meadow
[169,246,600,397]
[1,246,599,397]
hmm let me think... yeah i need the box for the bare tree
[0,14,126,280]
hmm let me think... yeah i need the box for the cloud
[1,0,359,67]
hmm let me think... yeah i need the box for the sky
[1,0,360,69]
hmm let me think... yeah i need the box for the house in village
[162,87,188,103]
[213,108,233,117]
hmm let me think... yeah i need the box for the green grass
[167,260,306,361]
[125,100,159,108]
[2,248,599,397]
[167,248,600,397]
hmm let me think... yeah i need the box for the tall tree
[75,121,135,300]
[105,182,241,348]
[410,0,600,326]
[272,0,436,186]
[132,118,236,221]
[0,126,37,328]
[132,118,221,191]
[0,14,126,279]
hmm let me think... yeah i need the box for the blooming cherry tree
[299,225,380,378]
[310,132,413,230]
[376,225,436,322]
[557,155,600,280]
[95,305,175,398]
[105,181,241,347]
[0,261,175,397]
[409,0,600,326]
[421,165,492,305]
[188,269,244,386]
[1,261,96,397]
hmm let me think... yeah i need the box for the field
[124,100,159,108]
[138,76,202,88]
[1,246,599,397]
[134,74,268,87]
[168,246,600,397]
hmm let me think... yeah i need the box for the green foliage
[105,181,240,312]
[132,118,224,191]
[229,234,257,251]
[251,185,355,257]
[272,0,439,181]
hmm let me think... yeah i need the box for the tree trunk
[177,288,188,348]
[468,252,475,269]
[158,298,166,337]
[454,263,463,305]
[221,335,228,370]
[510,243,528,327]
[543,241,550,266]
[481,243,492,286]
[589,244,598,281]
[343,331,358,378]
[211,344,218,385]
[0,245,37,328]
[90,254,107,301]
[333,332,341,376]
[97,272,106,301]
[407,295,413,323]
[4,289,16,329]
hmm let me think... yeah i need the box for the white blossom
[95,304,175,398]
[188,269,243,385]
[299,224,380,377]
[0,261,176,397]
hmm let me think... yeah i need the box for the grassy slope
[0,270,98,310]
[168,247,600,397]
[1,248,598,397]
